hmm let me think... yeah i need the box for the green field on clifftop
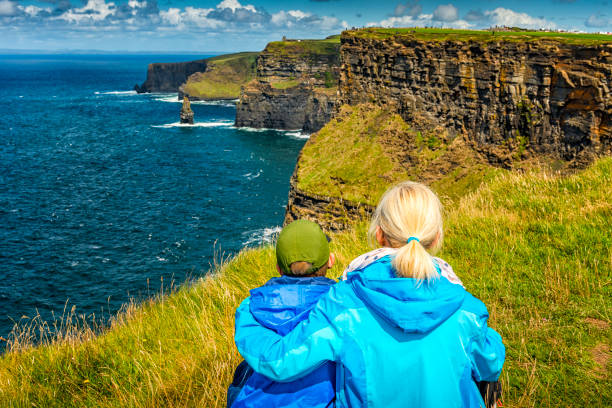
[181,52,258,100]
[0,158,610,407]
[263,35,341,56]
[350,27,612,45]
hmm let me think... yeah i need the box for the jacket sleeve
[470,315,506,382]
[234,294,341,383]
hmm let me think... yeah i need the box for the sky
[0,0,610,52]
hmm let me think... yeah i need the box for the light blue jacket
[235,256,505,407]
[232,276,336,408]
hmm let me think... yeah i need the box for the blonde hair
[368,181,444,281]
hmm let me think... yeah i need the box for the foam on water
[242,226,282,247]
[243,169,262,180]
[95,90,138,95]
[284,131,310,140]
[151,121,234,128]
[152,93,237,107]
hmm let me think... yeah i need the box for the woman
[235,181,505,407]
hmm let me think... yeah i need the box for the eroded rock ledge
[235,38,341,133]
[286,32,612,229]
[340,33,611,166]
[284,159,374,231]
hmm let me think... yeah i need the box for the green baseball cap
[276,220,330,275]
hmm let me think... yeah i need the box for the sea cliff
[235,37,341,132]
[286,29,612,229]
[340,30,611,165]
[135,59,208,93]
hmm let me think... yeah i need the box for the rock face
[339,33,612,166]
[135,59,208,93]
[285,32,612,230]
[180,97,194,124]
[235,39,341,132]
[236,81,337,132]
[284,164,374,231]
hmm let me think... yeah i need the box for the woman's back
[235,256,505,407]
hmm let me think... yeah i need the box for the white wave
[235,126,267,133]
[97,90,138,95]
[153,94,180,103]
[235,126,311,139]
[192,99,237,107]
[151,121,234,129]
[243,226,282,247]
[285,131,310,140]
[243,169,262,180]
[152,94,237,107]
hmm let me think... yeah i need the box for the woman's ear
[375,226,387,247]
[431,230,441,249]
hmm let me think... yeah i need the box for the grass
[296,104,508,206]
[296,104,411,205]
[181,52,258,100]
[1,158,610,407]
[263,35,341,57]
[348,27,612,45]
[269,79,300,89]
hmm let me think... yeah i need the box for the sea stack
[180,96,194,124]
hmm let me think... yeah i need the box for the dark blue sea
[0,54,307,344]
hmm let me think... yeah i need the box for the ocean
[0,54,307,343]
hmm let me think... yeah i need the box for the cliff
[179,52,258,100]
[135,59,208,93]
[235,36,341,132]
[287,29,612,229]
[340,29,612,166]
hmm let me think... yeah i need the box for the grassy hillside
[180,52,258,100]
[349,27,612,45]
[1,157,610,407]
[297,104,505,205]
[263,35,340,57]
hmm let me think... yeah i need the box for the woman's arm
[234,295,342,382]
[470,316,506,382]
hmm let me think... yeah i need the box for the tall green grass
[0,159,610,407]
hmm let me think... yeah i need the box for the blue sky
[0,0,610,52]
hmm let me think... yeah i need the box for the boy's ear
[276,264,284,276]
[327,253,335,269]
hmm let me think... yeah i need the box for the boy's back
[231,276,336,408]
[231,220,337,408]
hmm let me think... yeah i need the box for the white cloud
[271,9,311,26]
[128,0,146,9]
[159,6,222,29]
[159,7,181,26]
[184,6,223,28]
[56,0,117,23]
[288,10,311,20]
[585,13,610,28]
[217,0,256,13]
[485,7,556,29]
[369,13,472,29]
[0,0,16,16]
[18,5,50,17]
[433,4,459,22]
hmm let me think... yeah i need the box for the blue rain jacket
[232,276,336,408]
[235,256,505,407]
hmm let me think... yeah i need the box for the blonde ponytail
[368,181,443,281]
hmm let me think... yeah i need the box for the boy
[228,220,336,408]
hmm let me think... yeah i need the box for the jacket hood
[249,276,335,336]
[349,257,466,334]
